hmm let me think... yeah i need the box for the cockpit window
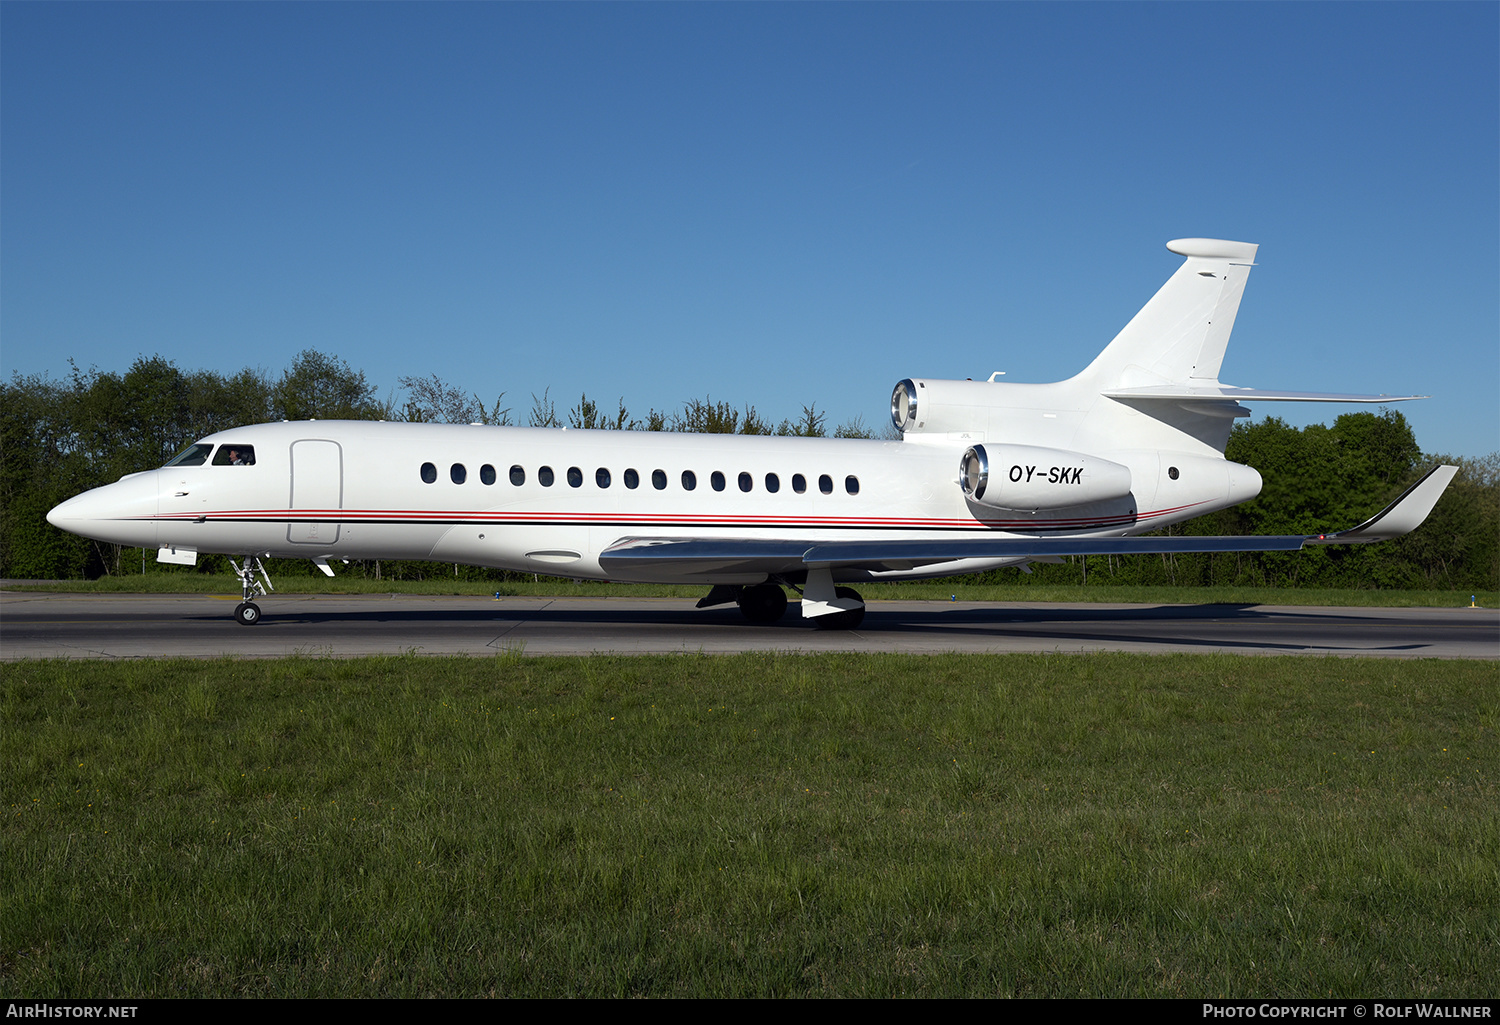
[211,444,256,466]
[164,444,214,467]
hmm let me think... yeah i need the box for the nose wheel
[229,556,273,626]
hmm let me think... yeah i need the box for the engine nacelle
[959,444,1133,511]
[893,377,1049,437]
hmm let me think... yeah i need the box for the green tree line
[2,350,1495,589]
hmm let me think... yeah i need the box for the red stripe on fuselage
[142,500,1208,533]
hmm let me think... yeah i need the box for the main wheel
[812,587,865,630]
[737,583,788,624]
[234,601,262,626]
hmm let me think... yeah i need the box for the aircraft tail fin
[1083,238,1259,390]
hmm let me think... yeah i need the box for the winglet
[1303,465,1458,545]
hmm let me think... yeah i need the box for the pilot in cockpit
[216,445,255,466]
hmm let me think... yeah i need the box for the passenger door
[287,440,343,545]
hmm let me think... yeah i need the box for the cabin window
[421,462,437,484]
[738,472,752,493]
[451,463,467,485]
[539,465,555,487]
[624,468,639,489]
[792,474,806,494]
[711,471,726,492]
[596,467,611,488]
[682,470,697,491]
[567,466,583,488]
[765,473,780,493]
[509,465,525,486]
[480,464,497,485]
[165,444,214,468]
[652,469,667,490]
[845,475,860,495]
[819,474,833,495]
[211,444,256,466]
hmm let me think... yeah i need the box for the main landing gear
[737,583,789,624]
[698,574,866,630]
[810,587,865,631]
[230,556,273,626]
[798,567,866,630]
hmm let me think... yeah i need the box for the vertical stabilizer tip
[1166,238,1258,260]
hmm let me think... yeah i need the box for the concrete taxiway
[2,591,1496,659]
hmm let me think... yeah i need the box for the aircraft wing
[599,465,1458,579]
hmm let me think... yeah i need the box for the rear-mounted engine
[959,444,1133,512]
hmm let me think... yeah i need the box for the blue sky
[3,2,1496,457]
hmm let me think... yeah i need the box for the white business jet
[47,239,1456,628]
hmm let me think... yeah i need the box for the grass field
[3,652,1495,997]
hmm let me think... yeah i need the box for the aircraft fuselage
[48,420,1260,584]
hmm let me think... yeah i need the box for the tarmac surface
[2,590,1496,659]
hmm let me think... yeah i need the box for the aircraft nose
[46,492,88,531]
[46,474,160,547]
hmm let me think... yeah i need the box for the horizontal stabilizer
[1105,384,1429,403]
[599,466,1457,576]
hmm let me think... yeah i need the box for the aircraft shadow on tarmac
[856,604,1428,653]
[185,601,1433,654]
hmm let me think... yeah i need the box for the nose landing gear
[229,556,273,626]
